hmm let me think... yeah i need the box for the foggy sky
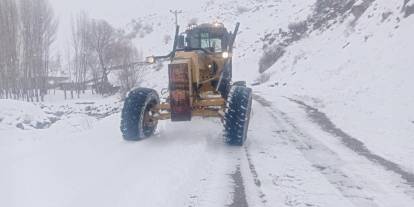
[49,0,206,52]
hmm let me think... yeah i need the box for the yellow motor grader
[120,22,252,146]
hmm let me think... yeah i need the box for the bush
[259,45,285,73]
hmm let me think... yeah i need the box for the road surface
[1,95,414,207]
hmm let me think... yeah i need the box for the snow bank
[0,94,120,131]
[0,100,51,130]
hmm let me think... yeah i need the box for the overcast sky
[49,0,206,52]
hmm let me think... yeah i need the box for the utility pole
[169,10,183,26]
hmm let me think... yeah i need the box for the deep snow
[2,96,414,206]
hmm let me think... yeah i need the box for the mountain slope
[252,0,414,172]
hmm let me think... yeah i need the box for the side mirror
[145,56,156,64]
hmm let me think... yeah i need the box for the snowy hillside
[253,0,414,172]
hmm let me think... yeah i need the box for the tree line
[1,0,145,101]
[0,0,57,101]
[68,12,144,98]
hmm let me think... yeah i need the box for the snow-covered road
[1,97,414,207]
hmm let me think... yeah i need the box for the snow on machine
[120,22,252,146]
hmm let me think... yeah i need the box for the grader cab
[121,22,252,146]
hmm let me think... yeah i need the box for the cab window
[200,33,210,49]
[200,32,223,52]
[189,33,200,48]
[210,38,222,52]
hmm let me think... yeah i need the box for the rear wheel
[121,88,159,141]
[224,86,253,146]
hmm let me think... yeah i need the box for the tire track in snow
[287,98,414,190]
[172,127,254,207]
[253,94,382,207]
[228,145,268,207]
[178,129,245,207]
[229,165,249,207]
[244,146,268,205]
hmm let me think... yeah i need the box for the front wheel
[224,86,253,146]
[120,88,159,141]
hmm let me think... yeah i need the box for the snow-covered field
[2,0,414,206]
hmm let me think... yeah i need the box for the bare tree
[1,0,145,101]
[19,0,58,101]
[0,0,20,99]
[87,19,115,95]
[111,35,144,98]
[71,12,92,97]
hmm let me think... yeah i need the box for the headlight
[145,56,155,64]
[222,52,229,59]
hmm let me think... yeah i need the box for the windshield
[200,33,223,52]
[186,31,225,52]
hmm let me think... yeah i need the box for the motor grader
[120,22,252,146]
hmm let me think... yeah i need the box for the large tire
[224,86,253,146]
[121,88,160,141]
